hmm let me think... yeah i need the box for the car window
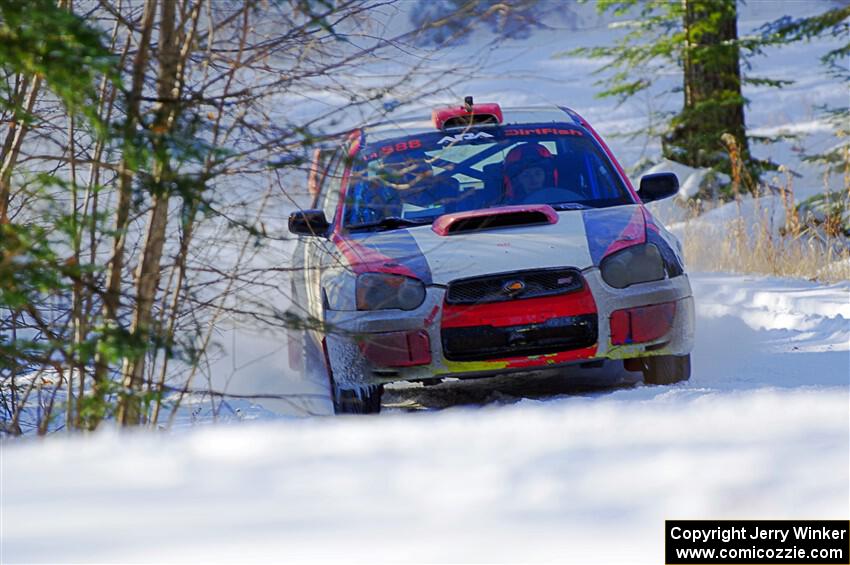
[343,123,633,230]
[318,152,345,223]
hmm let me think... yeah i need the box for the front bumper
[323,269,694,387]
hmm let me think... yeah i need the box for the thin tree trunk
[151,0,238,426]
[0,75,42,223]
[7,311,23,435]
[91,0,157,423]
[77,11,130,428]
[118,0,182,425]
[68,111,82,431]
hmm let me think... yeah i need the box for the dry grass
[681,208,850,283]
[679,137,850,284]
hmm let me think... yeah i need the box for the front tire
[332,383,384,414]
[316,335,383,414]
[642,353,691,385]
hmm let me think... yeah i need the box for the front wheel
[317,336,383,414]
[332,383,384,414]
[642,353,691,385]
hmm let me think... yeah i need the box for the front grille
[446,268,583,305]
[442,314,597,362]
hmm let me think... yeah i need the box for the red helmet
[503,142,557,195]
[505,142,553,170]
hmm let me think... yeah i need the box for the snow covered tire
[305,335,384,415]
[333,384,384,414]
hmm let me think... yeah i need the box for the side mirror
[638,172,679,203]
[289,209,330,236]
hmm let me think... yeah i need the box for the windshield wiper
[549,202,590,211]
[347,216,434,232]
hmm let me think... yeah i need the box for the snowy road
[2,273,848,563]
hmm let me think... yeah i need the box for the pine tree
[760,4,850,176]
[563,0,849,191]
[664,0,748,171]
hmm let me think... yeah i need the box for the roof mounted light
[432,97,503,130]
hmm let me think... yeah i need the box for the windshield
[343,122,634,230]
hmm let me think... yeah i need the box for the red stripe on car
[601,206,647,259]
[441,284,597,329]
[330,232,421,279]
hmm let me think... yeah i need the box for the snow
[819,257,850,282]
[3,273,848,563]
[642,159,724,201]
[666,192,788,243]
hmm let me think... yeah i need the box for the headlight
[356,273,426,310]
[600,243,665,288]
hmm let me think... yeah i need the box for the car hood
[338,205,646,286]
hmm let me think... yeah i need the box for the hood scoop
[432,205,558,236]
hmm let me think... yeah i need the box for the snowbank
[3,274,848,564]
[4,390,847,564]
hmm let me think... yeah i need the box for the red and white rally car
[289,99,694,413]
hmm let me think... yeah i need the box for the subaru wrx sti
[289,99,694,413]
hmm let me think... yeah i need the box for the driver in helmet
[503,142,558,202]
